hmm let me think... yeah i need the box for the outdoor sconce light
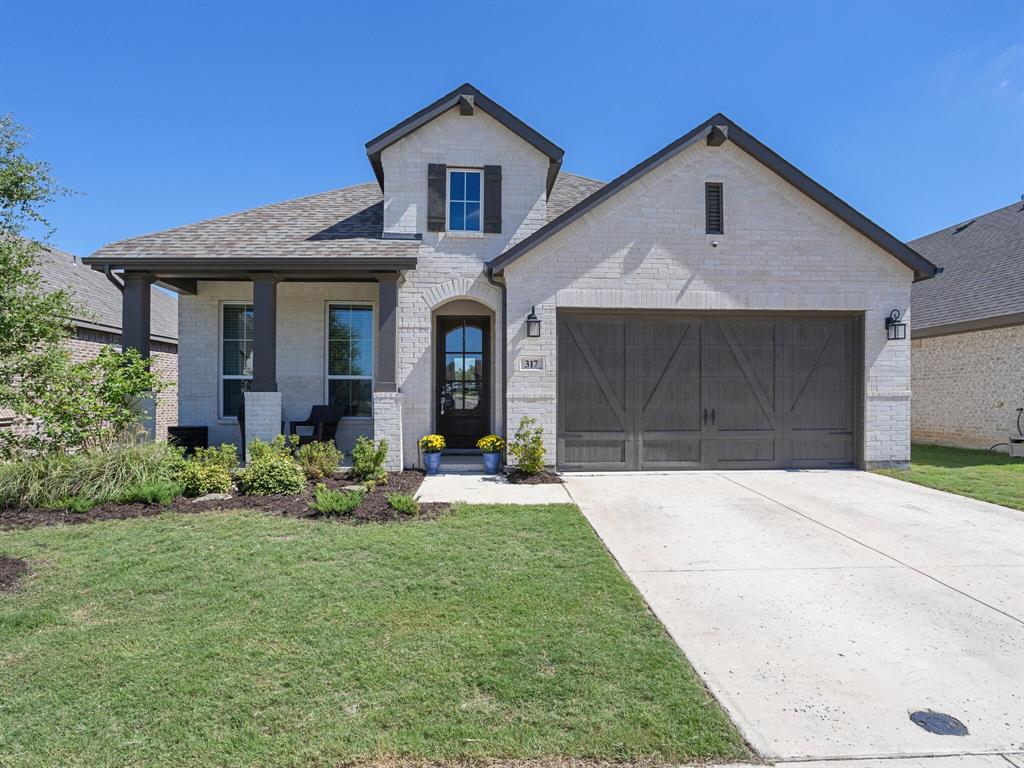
[885,309,907,341]
[525,306,541,338]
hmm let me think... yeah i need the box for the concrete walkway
[418,473,572,504]
[564,470,1024,762]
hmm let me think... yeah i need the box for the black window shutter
[705,182,723,234]
[483,165,501,233]
[427,164,447,232]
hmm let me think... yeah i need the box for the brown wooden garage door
[556,312,861,470]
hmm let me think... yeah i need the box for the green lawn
[877,443,1024,510]
[0,505,747,767]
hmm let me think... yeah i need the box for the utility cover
[909,710,969,736]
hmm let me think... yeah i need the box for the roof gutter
[103,265,124,292]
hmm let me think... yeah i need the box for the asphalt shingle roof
[909,201,1024,332]
[89,173,605,264]
[36,244,178,342]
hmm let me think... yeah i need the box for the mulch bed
[505,468,564,485]
[0,471,449,530]
[0,556,29,592]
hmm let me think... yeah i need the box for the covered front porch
[89,257,415,470]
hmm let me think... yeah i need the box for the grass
[0,505,747,767]
[877,443,1024,510]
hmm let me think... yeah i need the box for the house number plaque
[519,356,545,371]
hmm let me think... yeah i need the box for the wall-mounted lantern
[885,309,907,341]
[525,306,541,338]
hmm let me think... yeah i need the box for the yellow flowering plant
[418,434,446,454]
[476,434,505,454]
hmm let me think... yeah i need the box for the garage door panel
[556,312,860,471]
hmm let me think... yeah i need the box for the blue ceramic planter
[423,452,442,475]
[482,452,501,475]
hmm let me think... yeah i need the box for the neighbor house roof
[86,173,602,271]
[365,83,566,196]
[487,113,938,282]
[37,244,178,343]
[909,201,1024,337]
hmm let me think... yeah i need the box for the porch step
[436,453,486,474]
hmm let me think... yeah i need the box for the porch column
[250,274,279,392]
[244,274,282,460]
[121,272,156,438]
[121,272,153,359]
[373,274,403,470]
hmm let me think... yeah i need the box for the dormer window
[448,169,482,232]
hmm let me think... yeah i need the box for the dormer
[365,84,564,244]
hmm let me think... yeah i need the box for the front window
[327,304,374,417]
[221,303,253,418]
[448,169,481,232]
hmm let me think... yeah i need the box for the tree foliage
[0,114,162,458]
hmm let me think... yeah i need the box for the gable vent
[705,182,724,234]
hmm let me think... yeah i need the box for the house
[0,244,178,438]
[85,83,937,471]
[908,202,1024,452]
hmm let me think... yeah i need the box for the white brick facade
[911,324,1024,451]
[175,108,918,470]
[502,141,914,469]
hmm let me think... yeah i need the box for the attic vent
[953,220,975,234]
[705,182,724,235]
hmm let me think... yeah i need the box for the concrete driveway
[564,470,1024,762]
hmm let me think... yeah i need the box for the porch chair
[289,405,345,447]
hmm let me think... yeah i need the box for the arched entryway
[433,299,494,449]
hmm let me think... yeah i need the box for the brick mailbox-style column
[243,274,282,462]
[121,272,157,438]
[373,274,403,470]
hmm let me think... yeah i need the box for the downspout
[484,266,507,441]
[103,265,124,292]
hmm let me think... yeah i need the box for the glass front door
[436,316,489,449]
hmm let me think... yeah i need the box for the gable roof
[488,113,938,281]
[909,201,1024,336]
[85,172,601,270]
[365,83,565,195]
[37,244,177,343]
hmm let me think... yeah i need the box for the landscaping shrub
[507,416,546,475]
[310,484,364,516]
[237,437,305,495]
[178,461,233,498]
[116,480,183,506]
[386,491,419,516]
[0,440,184,510]
[296,440,342,481]
[191,444,239,471]
[352,436,388,484]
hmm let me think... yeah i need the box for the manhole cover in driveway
[910,710,969,735]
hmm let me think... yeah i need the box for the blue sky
[4,0,1022,257]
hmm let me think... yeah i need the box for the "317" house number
[519,356,545,371]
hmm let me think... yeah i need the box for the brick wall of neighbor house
[178,281,378,453]
[502,139,915,469]
[380,108,551,465]
[911,324,1024,451]
[0,328,178,442]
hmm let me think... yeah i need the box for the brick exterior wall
[502,140,915,469]
[911,324,1024,451]
[175,111,917,469]
[0,327,178,442]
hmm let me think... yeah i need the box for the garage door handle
[703,408,708,425]
[711,408,716,425]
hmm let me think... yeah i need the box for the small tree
[0,114,162,457]
[507,416,546,475]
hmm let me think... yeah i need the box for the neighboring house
[908,202,1024,451]
[85,83,936,471]
[0,245,179,440]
